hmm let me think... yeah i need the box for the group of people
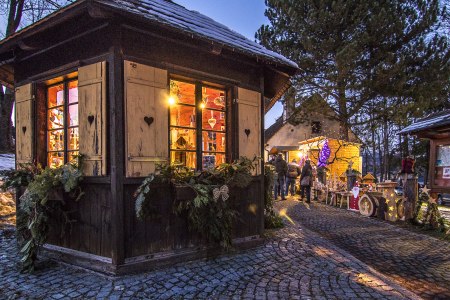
[270,153,312,203]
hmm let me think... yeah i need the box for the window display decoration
[169,79,226,170]
[47,80,79,168]
[208,110,217,129]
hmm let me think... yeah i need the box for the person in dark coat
[286,159,300,197]
[300,160,312,203]
[274,154,288,200]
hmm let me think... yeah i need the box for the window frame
[169,78,228,171]
[46,78,79,168]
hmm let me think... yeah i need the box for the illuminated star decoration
[421,185,431,195]
[428,196,436,204]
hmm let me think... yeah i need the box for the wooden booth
[0,0,297,274]
[400,110,450,199]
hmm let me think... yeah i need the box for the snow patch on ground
[0,154,15,171]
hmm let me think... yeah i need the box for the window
[47,79,79,168]
[169,79,226,170]
[311,121,322,134]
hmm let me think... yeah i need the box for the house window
[169,79,226,170]
[311,121,322,134]
[47,79,79,168]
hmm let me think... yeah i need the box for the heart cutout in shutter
[22,126,27,134]
[244,129,251,137]
[144,116,154,126]
[88,115,95,125]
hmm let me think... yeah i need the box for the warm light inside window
[47,79,79,168]
[169,80,226,170]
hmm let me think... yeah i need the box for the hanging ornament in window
[208,110,216,129]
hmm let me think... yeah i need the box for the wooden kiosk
[400,110,450,200]
[0,0,297,274]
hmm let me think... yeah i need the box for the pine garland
[135,157,258,249]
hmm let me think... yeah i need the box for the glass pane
[202,131,226,153]
[68,127,79,150]
[170,105,196,127]
[436,144,450,167]
[48,107,64,129]
[202,109,225,131]
[202,87,225,110]
[68,104,78,126]
[48,84,64,107]
[68,151,79,164]
[202,153,226,170]
[48,130,65,151]
[48,152,64,168]
[170,128,196,150]
[68,80,78,104]
[170,80,195,105]
[170,151,196,169]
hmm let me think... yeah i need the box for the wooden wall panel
[15,83,33,164]
[46,184,112,258]
[237,87,261,174]
[124,61,169,177]
[123,181,261,259]
[78,62,107,176]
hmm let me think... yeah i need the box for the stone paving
[0,198,445,299]
[276,199,450,300]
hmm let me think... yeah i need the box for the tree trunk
[372,138,377,178]
[383,118,389,180]
[1,0,25,152]
[0,88,15,152]
[378,133,384,182]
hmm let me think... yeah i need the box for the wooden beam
[109,22,125,266]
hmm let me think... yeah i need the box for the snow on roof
[96,0,298,69]
[399,109,450,134]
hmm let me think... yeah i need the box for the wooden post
[109,23,125,267]
[403,175,418,220]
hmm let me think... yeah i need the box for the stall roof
[399,109,450,135]
[0,0,298,71]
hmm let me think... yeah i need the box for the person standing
[300,159,313,203]
[274,153,288,200]
[286,159,300,198]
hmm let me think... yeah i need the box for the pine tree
[257,0,450,141]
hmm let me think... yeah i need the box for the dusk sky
[174,0,284,129]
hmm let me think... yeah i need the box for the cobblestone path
[0,215,421,299]
[276,199,450,300]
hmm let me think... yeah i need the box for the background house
[265,95,361,178]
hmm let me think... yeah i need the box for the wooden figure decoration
[349,181,360,211]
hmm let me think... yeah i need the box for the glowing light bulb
[168,96,176,105]
[200,102,206,109]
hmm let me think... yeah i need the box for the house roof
[0,0,298,71]
[399,109,450,135]
[265,116,284,141]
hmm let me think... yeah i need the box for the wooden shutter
[78,62,107,176]
[124,61,168,177]
[15,83,33,165]
[238,87,261,174]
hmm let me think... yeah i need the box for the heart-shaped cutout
[144,116,154,126]
[88,115,95,125]
[22,126,27,134]
[244,129,250,137]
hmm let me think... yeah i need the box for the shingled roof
[399,109,450,135]
[0,0,297,71]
